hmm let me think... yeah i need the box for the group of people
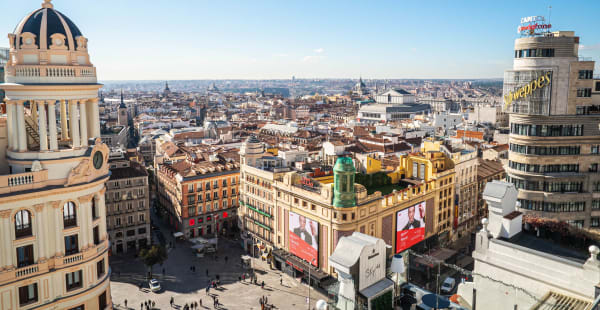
[128,299,154,310]
[170,296,206,310]
[259,295,271,310]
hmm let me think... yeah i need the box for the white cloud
[273,53,288,57]
[302,55,324,63]
[314,48,324,53]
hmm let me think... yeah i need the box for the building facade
[156,154,240,238]
[105,152,150,254]
[0,1,112,308]
[238,136,455,280]
[505,31,600,229]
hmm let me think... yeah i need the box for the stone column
[16,101,27,152]
[69,100,80,148]
[79,100,88,147]
[60,100,69,140]
[54,203,64,257]
[6,101,14,150]
[1,211,14,269]
[38,101,48,151]
[91,99,101,138]
[34,204,46,261]
[48,101,58,151]
[79,199,89,250]
[98,188,108,240]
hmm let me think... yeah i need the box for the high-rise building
[505,30,600,229]
[0,0,112,309]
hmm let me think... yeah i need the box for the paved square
[110,216,328,310]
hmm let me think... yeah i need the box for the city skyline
[1,0,600,80]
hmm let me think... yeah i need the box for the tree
[139,245,168,279]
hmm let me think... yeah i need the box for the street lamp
[308,258,316,310]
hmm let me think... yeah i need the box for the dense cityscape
[0,1,599,309]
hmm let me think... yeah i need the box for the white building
[358,89,430,123]
[457,181,600,310]
[433,112,463,133]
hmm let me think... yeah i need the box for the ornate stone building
[0,1,112,309]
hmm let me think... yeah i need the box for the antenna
[548,5,552,27]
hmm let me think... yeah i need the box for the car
[149,279,161,292]
[440,277,456,294]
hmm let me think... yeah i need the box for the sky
[1,0,600,80]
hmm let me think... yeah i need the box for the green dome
[333,157,356,208]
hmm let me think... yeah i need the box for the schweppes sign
[504,71,551,108]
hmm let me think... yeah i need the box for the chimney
[482,181,522,239]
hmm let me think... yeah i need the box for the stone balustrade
[0,170,48,194]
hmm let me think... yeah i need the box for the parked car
[149,279,161,292]
[440,277,456,294]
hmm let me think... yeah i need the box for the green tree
[139,245,168,279]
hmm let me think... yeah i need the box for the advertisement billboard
[396,202,426,253]
[289,212,318,266]
[503,70,553,115]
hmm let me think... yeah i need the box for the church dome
[10,0,85,51]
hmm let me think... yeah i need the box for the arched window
[63,201,77,228]
[15,210,32,238]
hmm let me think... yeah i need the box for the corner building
[238,136,455,283]
[506,31,600,228]
[0,1,112,309]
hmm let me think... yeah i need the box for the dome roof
[12,0,83,50]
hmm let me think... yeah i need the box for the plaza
[109,212,328,310]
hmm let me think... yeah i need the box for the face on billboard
[396,202,426,253]
[289,212,318,266]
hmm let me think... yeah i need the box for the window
[64,234,79,255]
[596,81,600,92]
[223,190,227,198]
[115,217,121,227]
[223,201,228,209]
[127,216,133,225]
[197,194,203,202]
[188,184,194,193]
[592,217,600,228]
[15,210,32,238]
[97,259,105,278]
[99,291,107,310]
[18,283,38,306]
[206,182,210,190]
[593,200,600,210]
[579,70,594,79]
[590,164,598,173]
[16,245,34,268]
[63,201,77,228]
[214,192,218,199]
[223,179,227,187]
[214,201,218,210]
[138,227,146,234]
[214,180,219,188]
[139,214,145,223]
[206,193,211,201]
[232,188,236,196]
[127,229,135,237]
[93,226,100,245]
[577,88,592,97]
[342,213,347,221]
[187,195,195,205]
[69,305,85,310]
[593,145,600,154]
[91,199,98,219]
[66,270,83,291]
[188,206,195,217]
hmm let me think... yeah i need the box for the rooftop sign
[518,16,551,35]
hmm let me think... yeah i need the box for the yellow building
[0,1,112,309]
[239,136,456,283]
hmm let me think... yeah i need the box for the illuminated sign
[518,15,551,35]
[300,176,320,188]
[503,71,551,108]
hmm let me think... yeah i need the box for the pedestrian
[242,274,245,281]
[124,299,128,308]
[265,296,268,304]
[280,277,283,285]
[162,268,166,275]
[261,280,265,289]
[206,285,210,295]
[184,303,188,310]
[199,299,202,307]
[194,301,198,309]
[170,296,174,307]
[140,302,143,310]
[152,301,155,308]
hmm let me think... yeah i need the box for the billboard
[503,70,553,115]
[396,202,426,253]
[289,212,319,266]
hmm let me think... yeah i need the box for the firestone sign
[518,15,551,35]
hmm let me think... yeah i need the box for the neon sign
[504,71,551,107]
[517,16,551,35]
[301,177,316,188]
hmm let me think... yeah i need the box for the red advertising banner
[396,202,426,253]
[289,212,319,266]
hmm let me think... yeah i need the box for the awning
[359,278,394,299]
[173,232,184,238]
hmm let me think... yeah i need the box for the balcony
[0,170,49,195]
[5,64,97,84]
[15,264,39,278]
